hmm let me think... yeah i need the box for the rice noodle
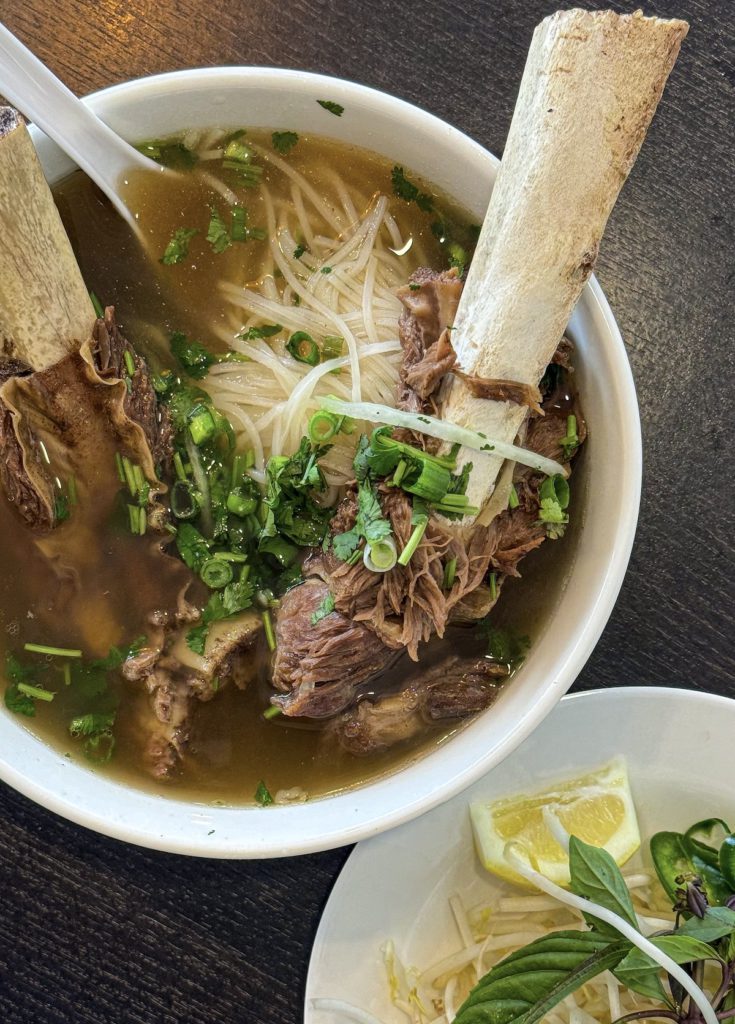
[196,152,409,479]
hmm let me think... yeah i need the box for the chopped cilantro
[255,780,274,806]
[482,626,530,670]
[311,592,335,626]
[293,244,307,259]
[170,330,216,380]
[260,438,332,550]
[537,474,570,538]
[161,227,198,266]
[271,130,299,154]
[391,166,434,213]
[320,266,332,274]
[186,624,208,656]
[175,522,211,572]
[317,100,344,116]
[135,139,198,170]
[207,206,232,254]
[333,478,392,562]
[69,711,116,764]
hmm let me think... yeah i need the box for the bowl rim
[0,66,642,858]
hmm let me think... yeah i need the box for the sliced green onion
[308,410,341,444]
[443,557,457,590]
[200,558,234,589]
[138,506,147,535]
[24,643,82,658]
[322,335,344,360]
[89,291,104,319]
[68,476,78,506]
[115,452,126,483]
[263,705,282,721]
[212,551,248,563]
[123,349,136,377]
[121,456,137,498]
[227,489,258,517]
[63,663,72,687]
[262,609,276,651]
[127,503,139,534]
[403,461,452,502]
[244,448,255,469]
[320,397,567,479]
[398,517,428,566]
[560,414,580,459]
[231,453,246,488]
[508,484,520,510]
[231,206,248,241]
[364,537,398,573]
[132,463,146,498]
[171,479,199,520]
[17,682,55,701]
[286,331,320,366]
[437,492,470,508]
[540,473,570,510]
[188,405,218,445]
[173,452,188,482]
[391,459,408,488]
[489,572,498,600]
[224,139,253,163]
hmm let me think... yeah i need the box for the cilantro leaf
[481,626,530,670]
[237,324,283,341]
[391,166,434,213]
[170,331,216,380]
[4,684,35,716]
[206,206,232,254]
[271,130,299,154]
[255,780,274,806]
[293,244,307,259]
[260,438,332,549]
[311,592,335,626]
[332,529,360,561]
[161,227,198,265]
[186,624,208,656]
[135,139,198,170]
[357,481,392,546]
[175,522,211,572]
[317,99,344,116]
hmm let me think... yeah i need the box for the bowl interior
[0,69,641,857]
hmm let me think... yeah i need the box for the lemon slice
[470,758,641,887]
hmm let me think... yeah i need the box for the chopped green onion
[437,492,470,508]
[226,489,258,517]
[307,410,341,444]
[319,397,567,479]
[540,473,570,510]
[188,405,218,445]
[322,335,344,360]
[508,484,520,510]
[402,461,452,502]
[173,452,188,482]
[224,139,253,163]
[127,503,139,534]
[115,452,126,483]
[123,349,136,377]
[263,705,282,720]
[398,516,428,566]
[121,456,137,498]
[68,476,78,506]
[24,643,82,658]
[231,453,246,488]
[212,551,248,563]
[364,537,398,573]
[132,463,146,498]
[489,572,498,600]
[89,291,104,318]
[443,557,457,590]
[262,609,276,651]
[138,506,147,535]
[200,558,234,589]
[391,460,408,488]
[231,206,248,241]
[17,682,55,701]
[286,331,320,366]
[244,449,255,469]
[320,266,332,274]
[560,414,580,459]
[63,662,72,687]
[171,479,199,520]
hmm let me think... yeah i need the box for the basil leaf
[454,932,629,1024]
[568,835,639,937]
[677,904,735,941]
[614,935,721,1003]
[686,819,732,845]
[719,835,735,890]
[651,832,698,901]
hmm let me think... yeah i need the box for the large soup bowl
[0,69,641,857]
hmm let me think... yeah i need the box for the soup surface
[0,129,581,804]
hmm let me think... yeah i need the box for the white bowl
[0,68,641,857]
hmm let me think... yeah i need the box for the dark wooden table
[0,1,732,1021]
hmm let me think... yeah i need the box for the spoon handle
[0,21,152,222]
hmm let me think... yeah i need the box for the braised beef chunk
[92,308,173,470]
[271,579,396,717]
[332,653,508,755]
[455,371,543,414]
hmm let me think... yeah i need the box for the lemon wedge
[470,758,641,887]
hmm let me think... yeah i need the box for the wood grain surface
[0,1,733,1021]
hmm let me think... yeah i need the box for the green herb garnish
[136,138,198,170]
[238,323,283,341]
[293,244,307,259]
[560,414,580,460]
[170,330,215,380]
[317,100,344,116]
[255,780,274,806]
[286,331,320,366]
[311,592,335,625]
[391,166,434,213]
[206,205,232,254]
[538,473,570,539]
[160,227,198,265]
[271,130,299,154]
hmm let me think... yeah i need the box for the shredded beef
[454,371,544,414]
[331,653,508,755]
[271,579,396,717]
[0,355,53,531]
